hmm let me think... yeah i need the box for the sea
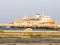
[0,27,60,31]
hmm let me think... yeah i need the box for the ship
[10,15,57,28]
[0,15,60,38]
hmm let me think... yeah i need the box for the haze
[0,0,60,24]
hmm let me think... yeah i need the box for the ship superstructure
[12,15,56,28]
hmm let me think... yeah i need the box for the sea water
[0,28,60,31]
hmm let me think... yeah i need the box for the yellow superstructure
[12,15,57,28]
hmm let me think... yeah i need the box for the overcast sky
[0,0,60,24]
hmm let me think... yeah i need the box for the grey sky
[0,0,60,24]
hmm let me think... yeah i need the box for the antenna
[41,7,48,16]
[41,8,45,16]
